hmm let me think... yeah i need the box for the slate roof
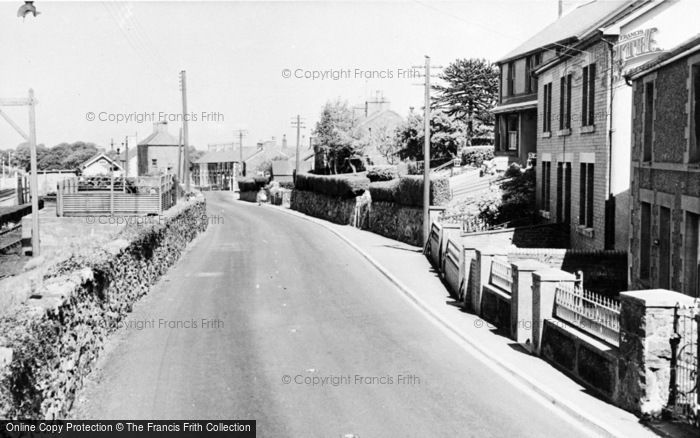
[497,0,639,63]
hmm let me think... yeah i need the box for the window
[643,81,654,162]
[541,161,551,211]
[684,212,699,297]
[556,162,572,223]
[659,206,671,289]
[151,159,158,167]
[690,65,700,163]
[507,62,515,96]
[582,64,596,126]
[640,202,651,280]
[507,114,518,151]
[543,83,552,132]
[526,53,541,93]
[579,163,594,228]
[559,74,572,130]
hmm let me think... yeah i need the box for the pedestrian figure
[256,188,267,205]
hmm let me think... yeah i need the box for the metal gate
[668,300,699,426]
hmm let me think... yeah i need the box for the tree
[432,58,499,145]
[373,125,399,164]
[394,109,466,162]
[313,99,367,174]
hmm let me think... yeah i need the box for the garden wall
[291,190,371,227]
[367,201,423,246]
[0,195,207,419]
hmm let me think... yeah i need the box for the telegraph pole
[28,89,39,256]
[124,135,129,178]
[233,129,248,176]
[179,70,191,191]
[412,56,442,246]
[422,57,431,246]
[291,115,306,177]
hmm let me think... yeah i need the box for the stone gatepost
[617,289,697,416]
[510,259,548,344]
[531,268,576,355]
[471,247,507,315]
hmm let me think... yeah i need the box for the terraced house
[531,0,699,251]
[627,35,700,296]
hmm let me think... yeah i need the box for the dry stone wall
[0,195,207,419]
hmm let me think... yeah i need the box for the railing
[490,257,512,293]
[668,300,699,425]
[554,282,621,346]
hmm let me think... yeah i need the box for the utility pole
[124,135,129,178]
[412,56,442,246]
[233,129,248,176]
[28,89,39,256]
[291,115,306,178]
[179,70,191,191]
[177,128,183,182]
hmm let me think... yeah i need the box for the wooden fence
[57,175,176,216]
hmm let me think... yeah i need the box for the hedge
[461,146,494,167]
[237,176,269,192]
[369,180,399,203]
[369,175,450,207]
[295,173,369,198]
[367,165,398,182]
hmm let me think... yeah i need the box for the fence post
[510,259,548,344]
[616,289,697,416]
[531,268,576,355]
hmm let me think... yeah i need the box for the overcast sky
[0,0,587,152]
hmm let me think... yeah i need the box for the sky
[0,0,589,153]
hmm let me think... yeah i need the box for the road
[73,192,592,437]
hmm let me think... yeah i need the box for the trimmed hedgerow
[295,173,369,198]
[369,176,450,207]
[237,176,269,192]
[369,180,399,203]
[461,146,494,167]
[366,165,399,182]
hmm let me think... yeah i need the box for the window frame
[642,79,655,162]
[543,82,552,133]
[581,63,596,126]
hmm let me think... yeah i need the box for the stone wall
[540,320,619,401]
[290,189,370,227]
[367,201,423,246]
[0,196,207,419]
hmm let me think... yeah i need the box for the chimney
[282,134,287,149]
[153,121,168,133]
[558,0,563,17]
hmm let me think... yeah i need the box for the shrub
[369,180,399,203]
[295,172,370,198]
[461,146,494,167]
[394,175,451,207]
[478,166,536,226]
[366,165,398,182]
[237,176,269,192]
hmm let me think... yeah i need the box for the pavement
[71,192,605,437]
[265,197,682,438]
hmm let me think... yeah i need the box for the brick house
[627,35,700,296]
[137,121,181,176]
[492,1,645,166]
[533,0,699,251]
